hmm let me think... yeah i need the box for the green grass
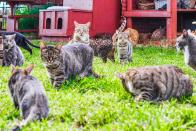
[0,41,196,131]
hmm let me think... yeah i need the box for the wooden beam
[123,10,171,18]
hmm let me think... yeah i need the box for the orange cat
[124,28,139,46]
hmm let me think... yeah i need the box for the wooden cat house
[39,0,121,41]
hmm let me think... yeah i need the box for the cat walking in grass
[2,34,24,66]
[40,42,99,88]
[117,65,193,102]
[8,65,49,131]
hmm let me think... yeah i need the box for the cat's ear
[24,64,34,75]
[40,42,46,50]
[55,44,63,50]
[11,64,16,73]
[182,29,188,38]
[116,72,125,80]
[86,22,91,28]
[12,34,16,39]
[2,34,5,39]
[74,21,79,26]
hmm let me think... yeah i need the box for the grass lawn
[0,40,196,131]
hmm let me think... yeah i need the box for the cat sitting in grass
[2,34,24,66]
[9,65,49,131]
[68,21,91,44]
[40,42,99,88]
[176,29,196,70]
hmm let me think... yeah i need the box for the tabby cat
[116,65,193,102]
[9,65,49,131]
[116,31,133,64]
[112,16,127,46]
[176,29,196,70]
[40,42,98,87]
[2,34,24,66]
[68,21,91,44]
[90,33,114,63]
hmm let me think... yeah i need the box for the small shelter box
[39,0,121,41]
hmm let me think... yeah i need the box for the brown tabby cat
[116,65,193,102]
[90,34,114,63]
[68,21,91,44]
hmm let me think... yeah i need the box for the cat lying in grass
[117,65,193,102]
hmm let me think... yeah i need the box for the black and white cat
[176,29,196,70]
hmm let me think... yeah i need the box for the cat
[116,65,193,102]
[68,21,91,44]
[40,42,99,87]
[0,36,3,65]
[124,28,139,46]
[176,29,196,70]
[90,33,114,63]
[2,34,24,66]
[8,65,49,131]
[116,31,133,64]
[112,16,127,47]
[0,32,39,54]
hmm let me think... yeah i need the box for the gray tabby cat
[116,31,133,64]
[116,65,193,102]
[176,29,196,70]
[2,34,24,66]
[8,65,49,131]
[40,42,98,87]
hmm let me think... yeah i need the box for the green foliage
[15,4,53,30]
[0,41,196,130]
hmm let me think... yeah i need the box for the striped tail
[112,16,127,46]
[118,16,127,32]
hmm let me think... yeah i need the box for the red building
[39,0,121,41]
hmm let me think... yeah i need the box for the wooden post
[166,0,177,39]
[127,0,132,28]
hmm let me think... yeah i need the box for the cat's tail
[25,39,40,49]
[12,111,37,131]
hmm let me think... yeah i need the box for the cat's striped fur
[0,36,3,65]
[117,65,193,102]
[40,42,98,87]
[116,32,133,64]
[90,33,114,63]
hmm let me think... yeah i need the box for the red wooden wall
[122,0,177,40]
